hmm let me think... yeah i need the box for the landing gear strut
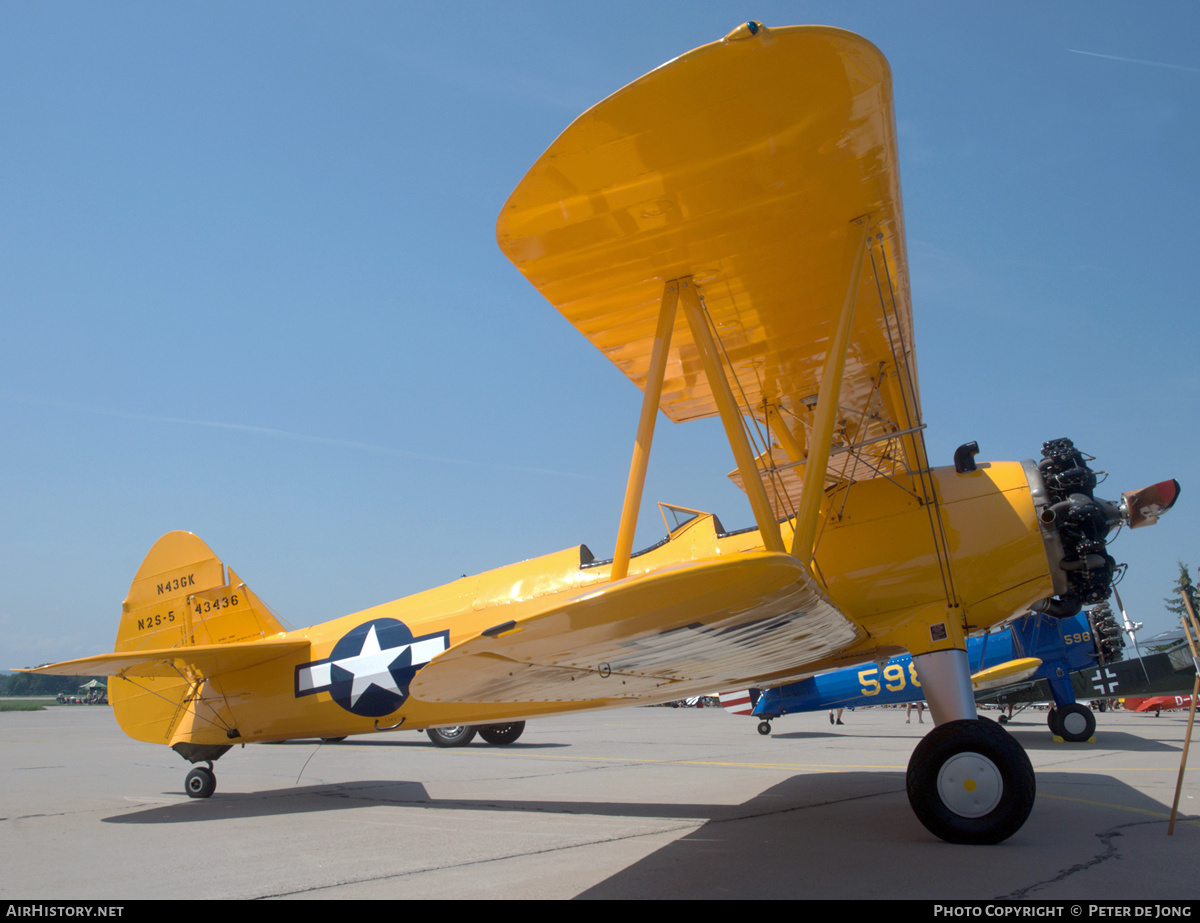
[907,648,1036,843]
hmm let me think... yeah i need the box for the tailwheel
[757,720,772,736]
[478,722,525,745]
[1048,703,1095,742]
[425,725,477,747]
[906,719,1035,844]
[185,765,216,799]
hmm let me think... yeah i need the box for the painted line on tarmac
[1039,792,1200,826]
[456,750,908,772]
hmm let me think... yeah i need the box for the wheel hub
[1061,710,1089,737]
[937,751,1003,818]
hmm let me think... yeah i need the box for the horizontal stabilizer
[411,552,859,706]
[20,637,308,680]
[971,657,1042,692]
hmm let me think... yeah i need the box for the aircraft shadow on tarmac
[101,777,771,826]
[91,762,1197,899]
[571,772,1199,900]
[1000,726,1183,753]
[264,738,570,751]
[100,766,1191,849]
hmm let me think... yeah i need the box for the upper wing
[497,24,922,512]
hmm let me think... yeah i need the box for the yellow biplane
[25,23,1179,844]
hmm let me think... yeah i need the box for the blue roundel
[327,618,421,718]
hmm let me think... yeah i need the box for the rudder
[111,532,286,753]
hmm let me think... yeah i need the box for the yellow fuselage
[114,459,1051,748]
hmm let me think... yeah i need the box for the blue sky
[3,1,1196,668]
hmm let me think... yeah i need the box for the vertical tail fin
[116,531,285,652]
[719,689,760,716]
[111,532,286,751]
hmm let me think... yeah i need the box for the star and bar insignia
[295,618,449,718]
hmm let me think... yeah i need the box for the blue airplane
[722,610,1122,742]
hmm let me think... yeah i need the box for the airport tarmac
[2,704,1197,900]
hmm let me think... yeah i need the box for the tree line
[0,672,105,697]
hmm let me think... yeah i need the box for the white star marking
[333,625,406,707]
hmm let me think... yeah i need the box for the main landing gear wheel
[185,765,216,799]
[757,720,772,736]
[478,722,525,745]
[426,725,477,747]
[906,719,1035,845]
[1048,703,1095,742]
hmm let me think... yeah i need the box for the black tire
[906,719,1035,845]
[478,722,525,745]
[425,726,477,747]
[185,766,216,799]
[1053,703,1095,742]
[757,720,772,736]
[997,715,1008,725]
[1047,708,1062,737]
